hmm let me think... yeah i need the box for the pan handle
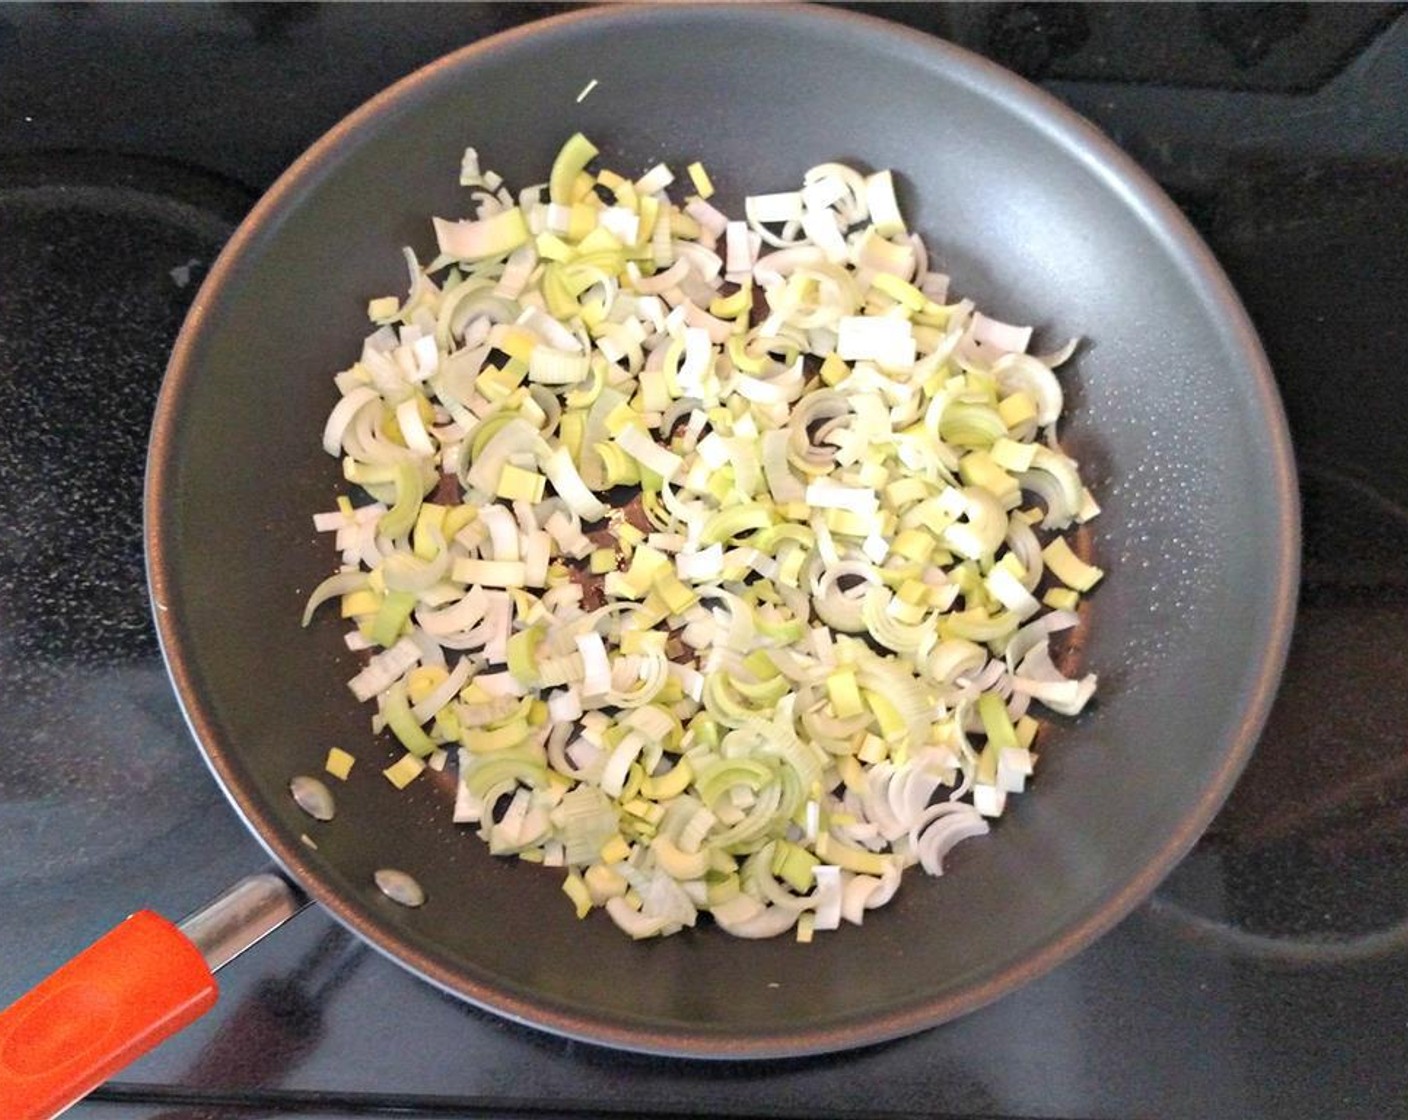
[0,872,306,1120]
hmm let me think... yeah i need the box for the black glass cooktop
[3,4,1407,1118]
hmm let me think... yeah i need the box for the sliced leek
[304,132,1102,943]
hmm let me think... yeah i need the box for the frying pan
[0,4,1298,1114]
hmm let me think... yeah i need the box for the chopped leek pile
[305,134,1101,941]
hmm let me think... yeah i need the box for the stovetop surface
[3,4,1407,1118]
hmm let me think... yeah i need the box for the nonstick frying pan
[0,5,1298,1114]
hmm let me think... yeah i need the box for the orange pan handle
[0,873,304,1120]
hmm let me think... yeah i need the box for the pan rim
[145,1,1300,1059]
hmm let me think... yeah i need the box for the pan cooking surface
[146,5,1295,1057]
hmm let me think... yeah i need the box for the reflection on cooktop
[0,154,251,664]
[0,155,253,886]
[1154,462,1408,947]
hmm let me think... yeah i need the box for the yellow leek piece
[706,469,734,505]
[726,334,766,374]
[589,548,619,575]
[535,231,575,261]
[340,588,380,619]
[585,862,628,903]
[623,798,666,826]
[579,299,607,330]
[978,692,1018,751]
[655,574,699,615]
[325,747,356,781]
[510,589,548,624]
[771,841,819,893]
[996,552,1027,581]
[633,194,660,246]
[462,719,529,753]
[367,295,399,320]
[564,359,607,410]
[382,752,426,790]
[562,870,593,919]
[686,160,715,199]
[912,497,958,537]
[669,208,701,239]
[815,832,890,876]
[857,734,889,765]
[576,226,624,257]
[377,462,426,540]
[599,834,632,864]
[495,463,547,503]
[369,590,416,648]
[1043,536,1104,591]
[436,207,530,261]
[433,706,461,742]
[411,502,446,560]
[569,170,597,203]
[891,528,936,563]
[1043,586,1080,611]
[626,543,671,581]
[620,760,650,805]
[506,628,542,686]
[473,365,515,402]
[406,665,448,705]
[603,400,639,437]
[496,324,541,364]
[870,272,927,312]
[998,390,1038,429]
[777,545,809,588]
[819,352,850,386]
[593,443,640,486]
[885,476,931,509]
[820,509,870,540]
[742,650,781,682]
[826,667,865,719]
[897,578,929,606]
[640,758,694,801]
[567,202,598,242]
[1015,715,1041,751]
[620,628,667,656]
[710,281,752,320]
[542,266,580,320]
[700,504,774,545]
[614,521,646,549]
[549,132,599,206]
[731,673,789,706]
[959,450,1020,508]
[991,436,1039,473]
[558,409,586,461]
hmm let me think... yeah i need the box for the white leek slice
[433,209,530,261]
[836,315,916,369]
[864,171,905,237]
[615,425,683,482]
[348,637,421,703]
